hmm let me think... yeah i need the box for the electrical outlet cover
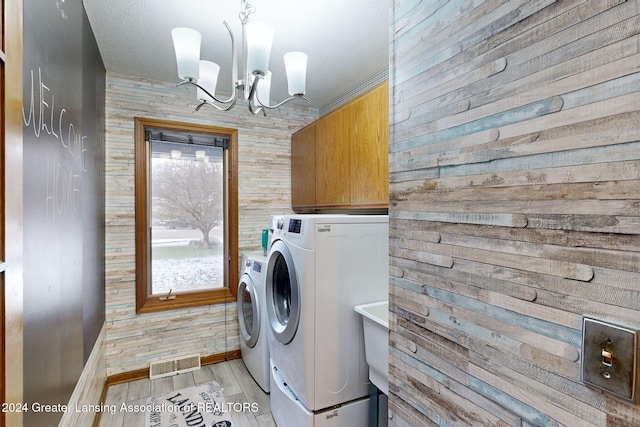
[582,317,639,402]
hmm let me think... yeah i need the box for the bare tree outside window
[150,141,225,295]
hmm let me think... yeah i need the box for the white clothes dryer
[238,252,270,393]
[266,214,389,427]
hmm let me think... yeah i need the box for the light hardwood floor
[97,358,275,427]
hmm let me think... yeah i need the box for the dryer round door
[266,240,300,345]
[237,273,260,348]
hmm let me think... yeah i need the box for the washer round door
[237,273,260,348]
[266,239,300,345]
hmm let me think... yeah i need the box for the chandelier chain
[238,0,255,24]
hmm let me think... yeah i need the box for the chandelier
[171,0,309,116]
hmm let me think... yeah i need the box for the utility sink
[355,301,389,395]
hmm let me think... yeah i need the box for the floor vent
[149,354,201,380]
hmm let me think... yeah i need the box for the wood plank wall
[388,1,640,426]
[104,73,316,374]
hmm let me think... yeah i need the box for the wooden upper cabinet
[291,81,389,212]
[315,105,351,207]
[350,82,389,207]
[291,122,317,209]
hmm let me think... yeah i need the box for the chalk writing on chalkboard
[22,67,89,218]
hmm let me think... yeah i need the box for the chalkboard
[22,0,105,425]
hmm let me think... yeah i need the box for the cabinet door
[350,82,389,207]
[315,107,350,207]
[291,123,316,210]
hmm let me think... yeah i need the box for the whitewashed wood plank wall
[104,73,316,375]
[389,0,640,426]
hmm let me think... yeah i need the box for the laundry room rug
[144,381,235,427]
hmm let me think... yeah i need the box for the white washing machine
[238,252,270,393]
[266,214,389,427]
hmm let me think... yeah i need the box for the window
[135,118,238,313]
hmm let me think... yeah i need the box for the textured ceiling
[83,0,390,110]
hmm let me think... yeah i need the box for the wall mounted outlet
[582,317,639,403]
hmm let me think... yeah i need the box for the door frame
[3,0,25,425]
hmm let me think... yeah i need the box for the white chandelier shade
[245,21,274,77]
[257,71,272,105]
[284,52,308,96]
[196,60,220,103]
[170,0,309,116]
[171,27,202,81]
